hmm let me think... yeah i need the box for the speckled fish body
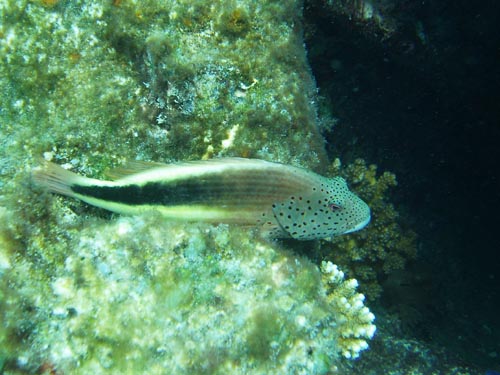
[33,158,370,239]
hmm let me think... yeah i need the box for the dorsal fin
[105,161,168,180]
[105,158,276,180]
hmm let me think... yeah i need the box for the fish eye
[329,203,342,211]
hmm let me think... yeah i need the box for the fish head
[272,176,371,240]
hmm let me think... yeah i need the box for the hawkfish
[33,158,370,240]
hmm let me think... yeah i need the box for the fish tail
[32,159,92,198]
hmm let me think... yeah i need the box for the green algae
[246,306,282,360]
[0,1,381,373]
[1,0,327,170]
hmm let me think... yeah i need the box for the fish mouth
[344,213,371,234]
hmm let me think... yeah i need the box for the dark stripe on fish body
[72,181,229,206]
[71,169,309,207]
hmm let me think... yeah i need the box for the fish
[32,157,371,240]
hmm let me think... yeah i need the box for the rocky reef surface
[0,1,375,374]
[0,1,480,374]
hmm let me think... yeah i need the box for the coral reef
[0,0,488,373]
[319,159,417,300]
[0,208,375,374]
[0,1,376,374]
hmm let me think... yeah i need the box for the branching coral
[319,159,417,300]
[322,261,376,359]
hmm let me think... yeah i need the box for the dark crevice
[304,0,500,369]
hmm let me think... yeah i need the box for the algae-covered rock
[1,213,374,374]
[0,0,375,374]
[0,0,327,172]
